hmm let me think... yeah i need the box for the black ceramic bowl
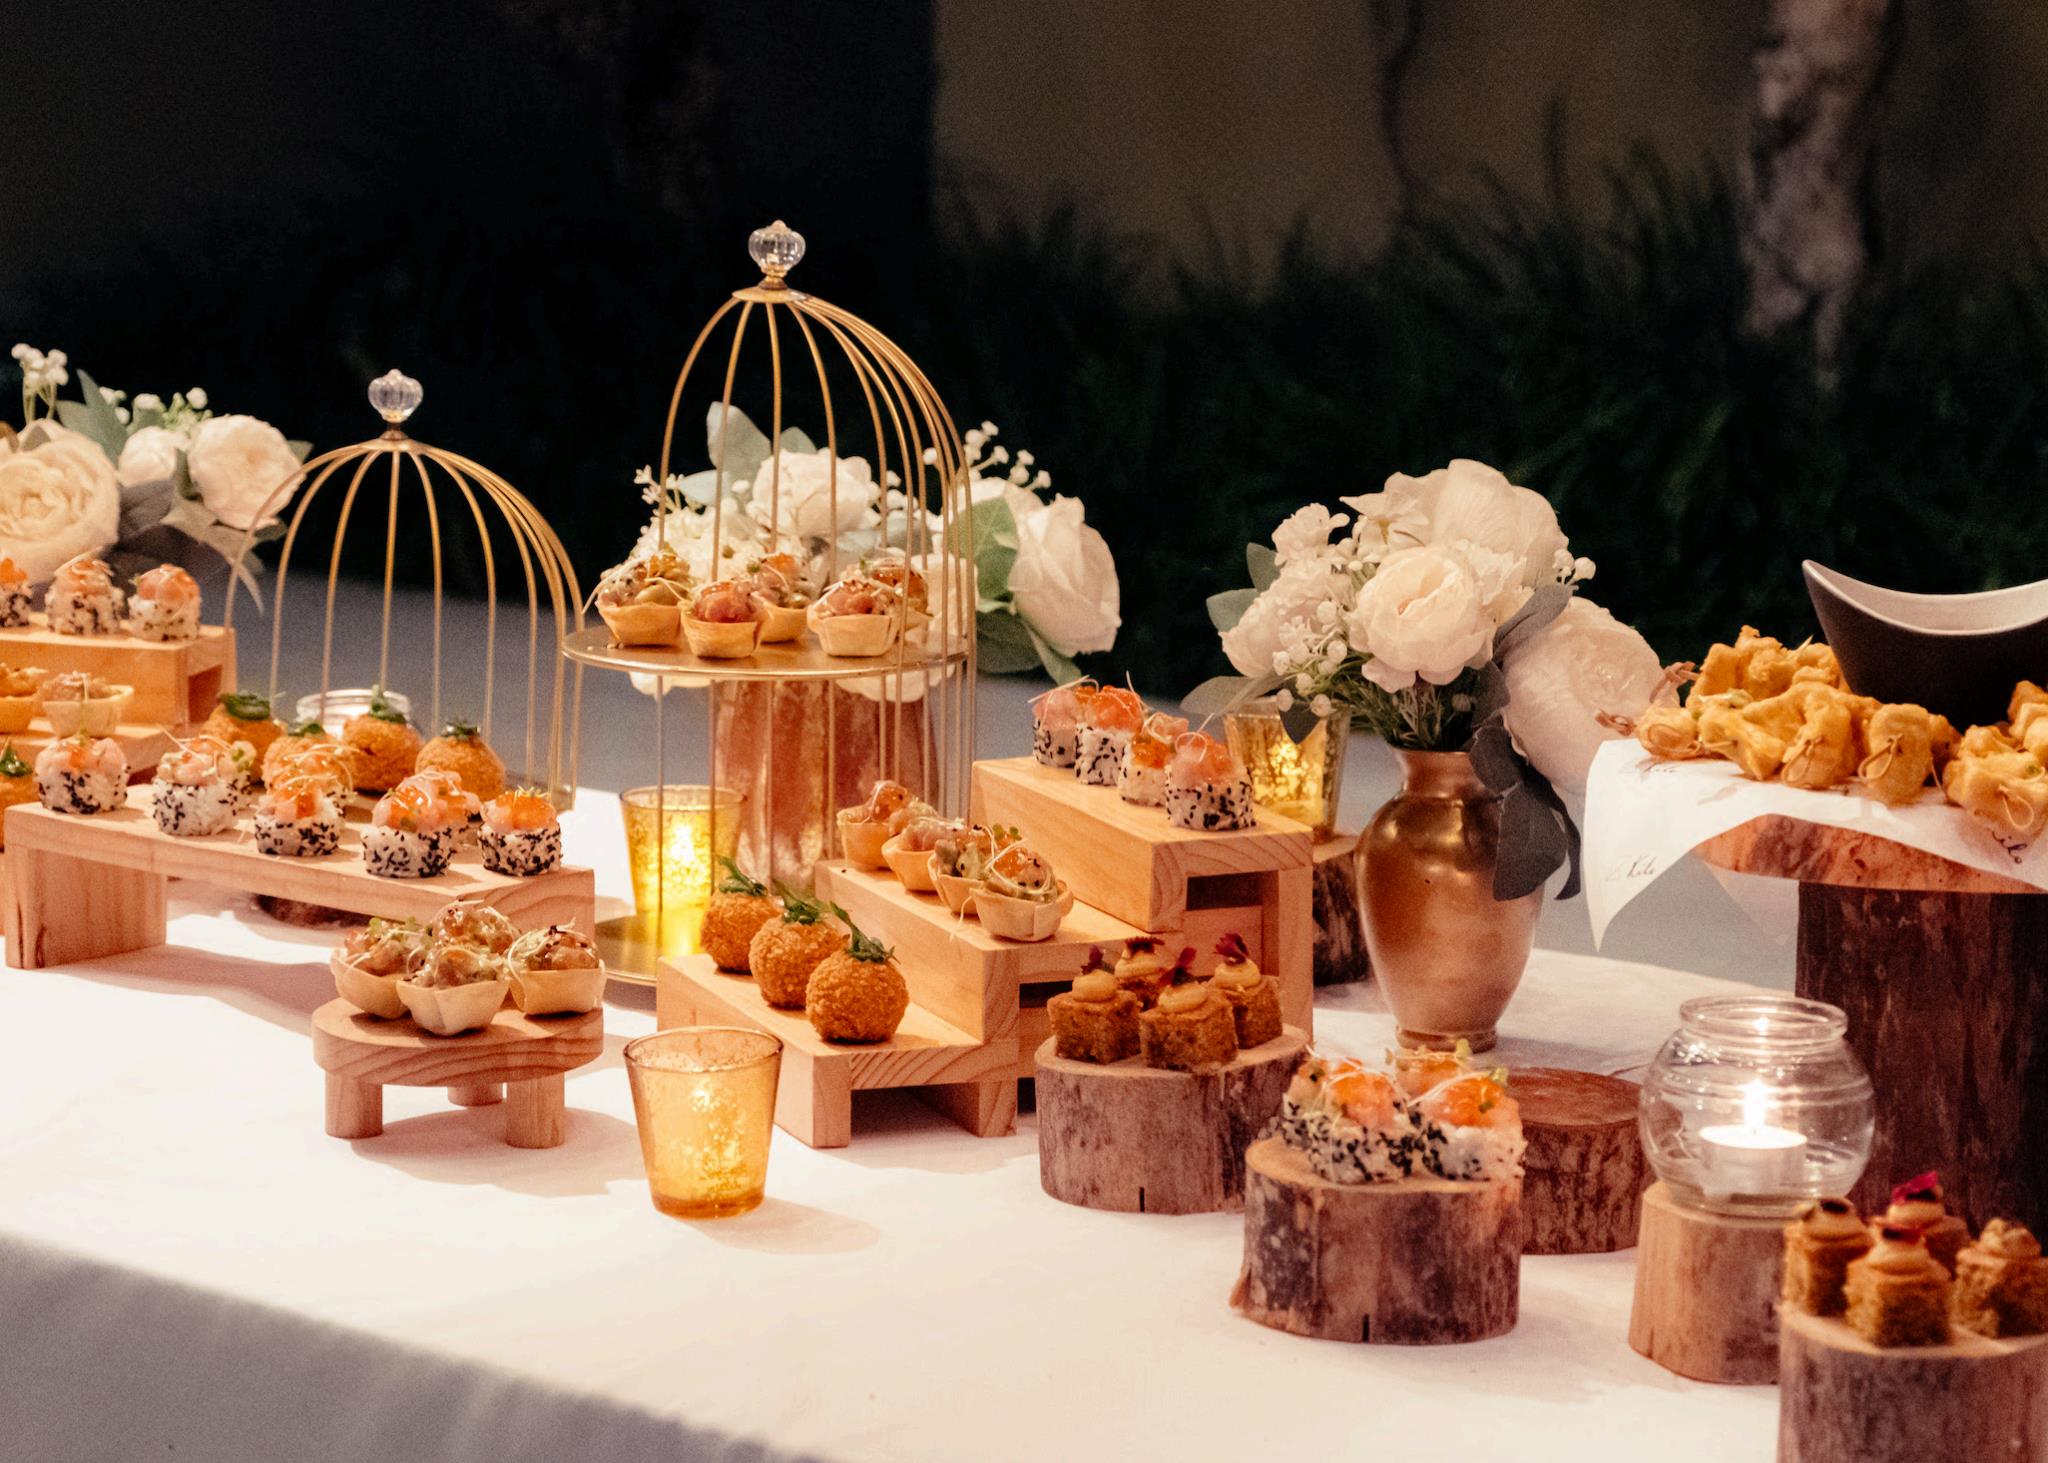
[1804,560,2048,727]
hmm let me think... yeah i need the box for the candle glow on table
[1698,1079,1808,1197]
[1223,699,1349,837]
[621,785,744,957]
[624,1028,781,1219]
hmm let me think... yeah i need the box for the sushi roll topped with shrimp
[0,557,31,627]
[1117,711,1187,806]
[1164,730,1256,832]
[363,773,466,879]
[128,564,201,641]
[1276,1055,1423,1184]
[46,555,124,636]
[1411,1071,1525,1183]
[34,733,128,816]
[252,776,343,857]
[1030,678,1098,768]
[1076,686,1147,787]
[480,788,562,876]
[150,735,247,837]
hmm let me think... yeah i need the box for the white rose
[186,414,303,530]
[1346,543,1494,691]
[1009,494,1119,656]
[0,421,121,583]
[746,449,880,541]
[1384,459,1567,590]
[117,425,184,488]
[1271,503,1348,567]
[1221,560,1348,677]
[1501,597,1664,793]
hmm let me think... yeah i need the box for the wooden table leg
[448,1082,503,1107]
[921,1076,1017,1140]
[504,1073,566,1149]
[325,1074,383,1140]
[1798,883,2048,1231]
[5,846,167,969]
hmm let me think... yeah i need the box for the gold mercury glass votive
[1224,697,1350,838]
[621,785,745,956]
[625,1028,782,1218]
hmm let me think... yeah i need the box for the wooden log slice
[1778,1308,2048,1463]
[1310,833,1369,986]
[254,894,368,928]
[1627,1180,1784,1384]
[1230,1137,1521,1345]
[1512,1067,1649,1254]
[1035,1028,1307,1215]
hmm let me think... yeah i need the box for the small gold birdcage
[223,371,585,801]
[561,221,975,959]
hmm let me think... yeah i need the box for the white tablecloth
[0,796,1778,1463]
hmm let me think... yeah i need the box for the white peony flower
[1501,597,1664,793]
[1346,543,1495,691]
[186,414,303,530]
[0,421,121,582]
[1337,488,1428,565]
[745,448,881,541]
[1221,560,1348,678]
[117,425,184,488]
[1008,494,1119,656]
[1271,503,1348,566]
[1383,459,1567,590]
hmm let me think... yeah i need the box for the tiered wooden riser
[3,791,593,969]
[970,757,1314,1031]
[0,723,176,779]
[0,620,235,731]
[655,953,1017,1148]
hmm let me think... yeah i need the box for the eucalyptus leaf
[968,498,1018,607]
[1206,586,1258,634]
[1492,583,1572,664]
[1023,619,1081,685]
[1521,761,1584,899]
[117,475,177,541]
[976,608,1041,674]
[1180,672,1277,717]
[704,402,769,485]
[1247,542,1280,591]
[777,426,816,454]
[1465,662,1510,729]
[57,370,126,465]
[1466,721,1523,793]
[1494,785,1568,901]
[1280,700,1324,742]
[676,469,721,507]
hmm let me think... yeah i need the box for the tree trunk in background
[1741,0,1901,364]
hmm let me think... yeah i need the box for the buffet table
[0,797,1778,1463]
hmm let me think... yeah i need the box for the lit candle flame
[1740,1078,1770,1132]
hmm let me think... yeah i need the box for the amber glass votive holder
[624,1027,781,1219]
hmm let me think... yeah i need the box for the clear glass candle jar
[1639,995,1874,1218]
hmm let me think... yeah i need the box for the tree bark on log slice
[1310,833,1369,985]
[1231,1137,1520,1344]
[1797,883,2048,1233]
[1778,1308,2048,1463]
[1512,1067,1648,1255]
[1035,1029,1306,1214]
[1628,1180,1784,1383]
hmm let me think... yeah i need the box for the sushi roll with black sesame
[480,788,562,876]
[361,774,462,878]
[1412,1071,1526,1183]
[1118,712,1188,806]
[149,736,243,837]
[127,564,202,642]
[45,555,125,636]
[1274,1055,1422,1184]
[1076,687,1145,787]
[0,558,32,628]
[34,733,129,815]
[1163,731,1255,832]
[252,779,343,857]
[1029,679,1096,768]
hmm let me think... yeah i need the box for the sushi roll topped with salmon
[363,773,466,879]
[46,555,124,636]
[34,733,128,816]
[252,775,344,857]
[150,735,248,837]
[0,557,32,627]
[1276,1054,1422,1183]
[1076,686,1146,787]
[480,788,562,876]
[1164,731,1256,832]
[1030,678,1098,768]
[1412,1072,1526,1183]
[128,564,201,641]
[1117,711,1187,806]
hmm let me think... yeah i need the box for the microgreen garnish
[218,690,274,721]
[774,881,828,925]
[717,855,767,897]
[366,690,407,725]
[0,742,28,778]
[844,916,894,965]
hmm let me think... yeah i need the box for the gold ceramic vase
[1359,749,1542,1053]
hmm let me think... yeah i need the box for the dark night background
[9,0,2048,694]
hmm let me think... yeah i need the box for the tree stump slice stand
[1310,832,1369,985]
[1035,1028,1307,1215]
[1778,1308,2048,1463]
[1699,815,2048,1232]
[1231,1137,1520,1344]
[311,1000,603,1150]
[1627,1179,1784,1384]
[1513,1067,1648,1254]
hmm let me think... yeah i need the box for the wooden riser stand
[0,620,235,731]
[4,792,593,969]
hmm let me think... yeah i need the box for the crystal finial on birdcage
[748,220,805,281]
[368,369,422,424]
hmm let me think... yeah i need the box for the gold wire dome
[224,370,585,801]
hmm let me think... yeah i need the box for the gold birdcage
[223,371,585,802]
[561,221,976,962]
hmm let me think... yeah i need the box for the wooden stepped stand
[1035,1028,1307,1214]
[312,999,602,1149]
[1514,1067,1649,1254]
[970,756,1315,1031]
[1627,1180,1785,1384]
[656,953,1018,1149]
[1700,816,2048,1232]
[3,790,593,969]
[0,620,235,731]
[1232,1137,1522,1344]
[1,723,175,778]
[1778,1309,2048,1462]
